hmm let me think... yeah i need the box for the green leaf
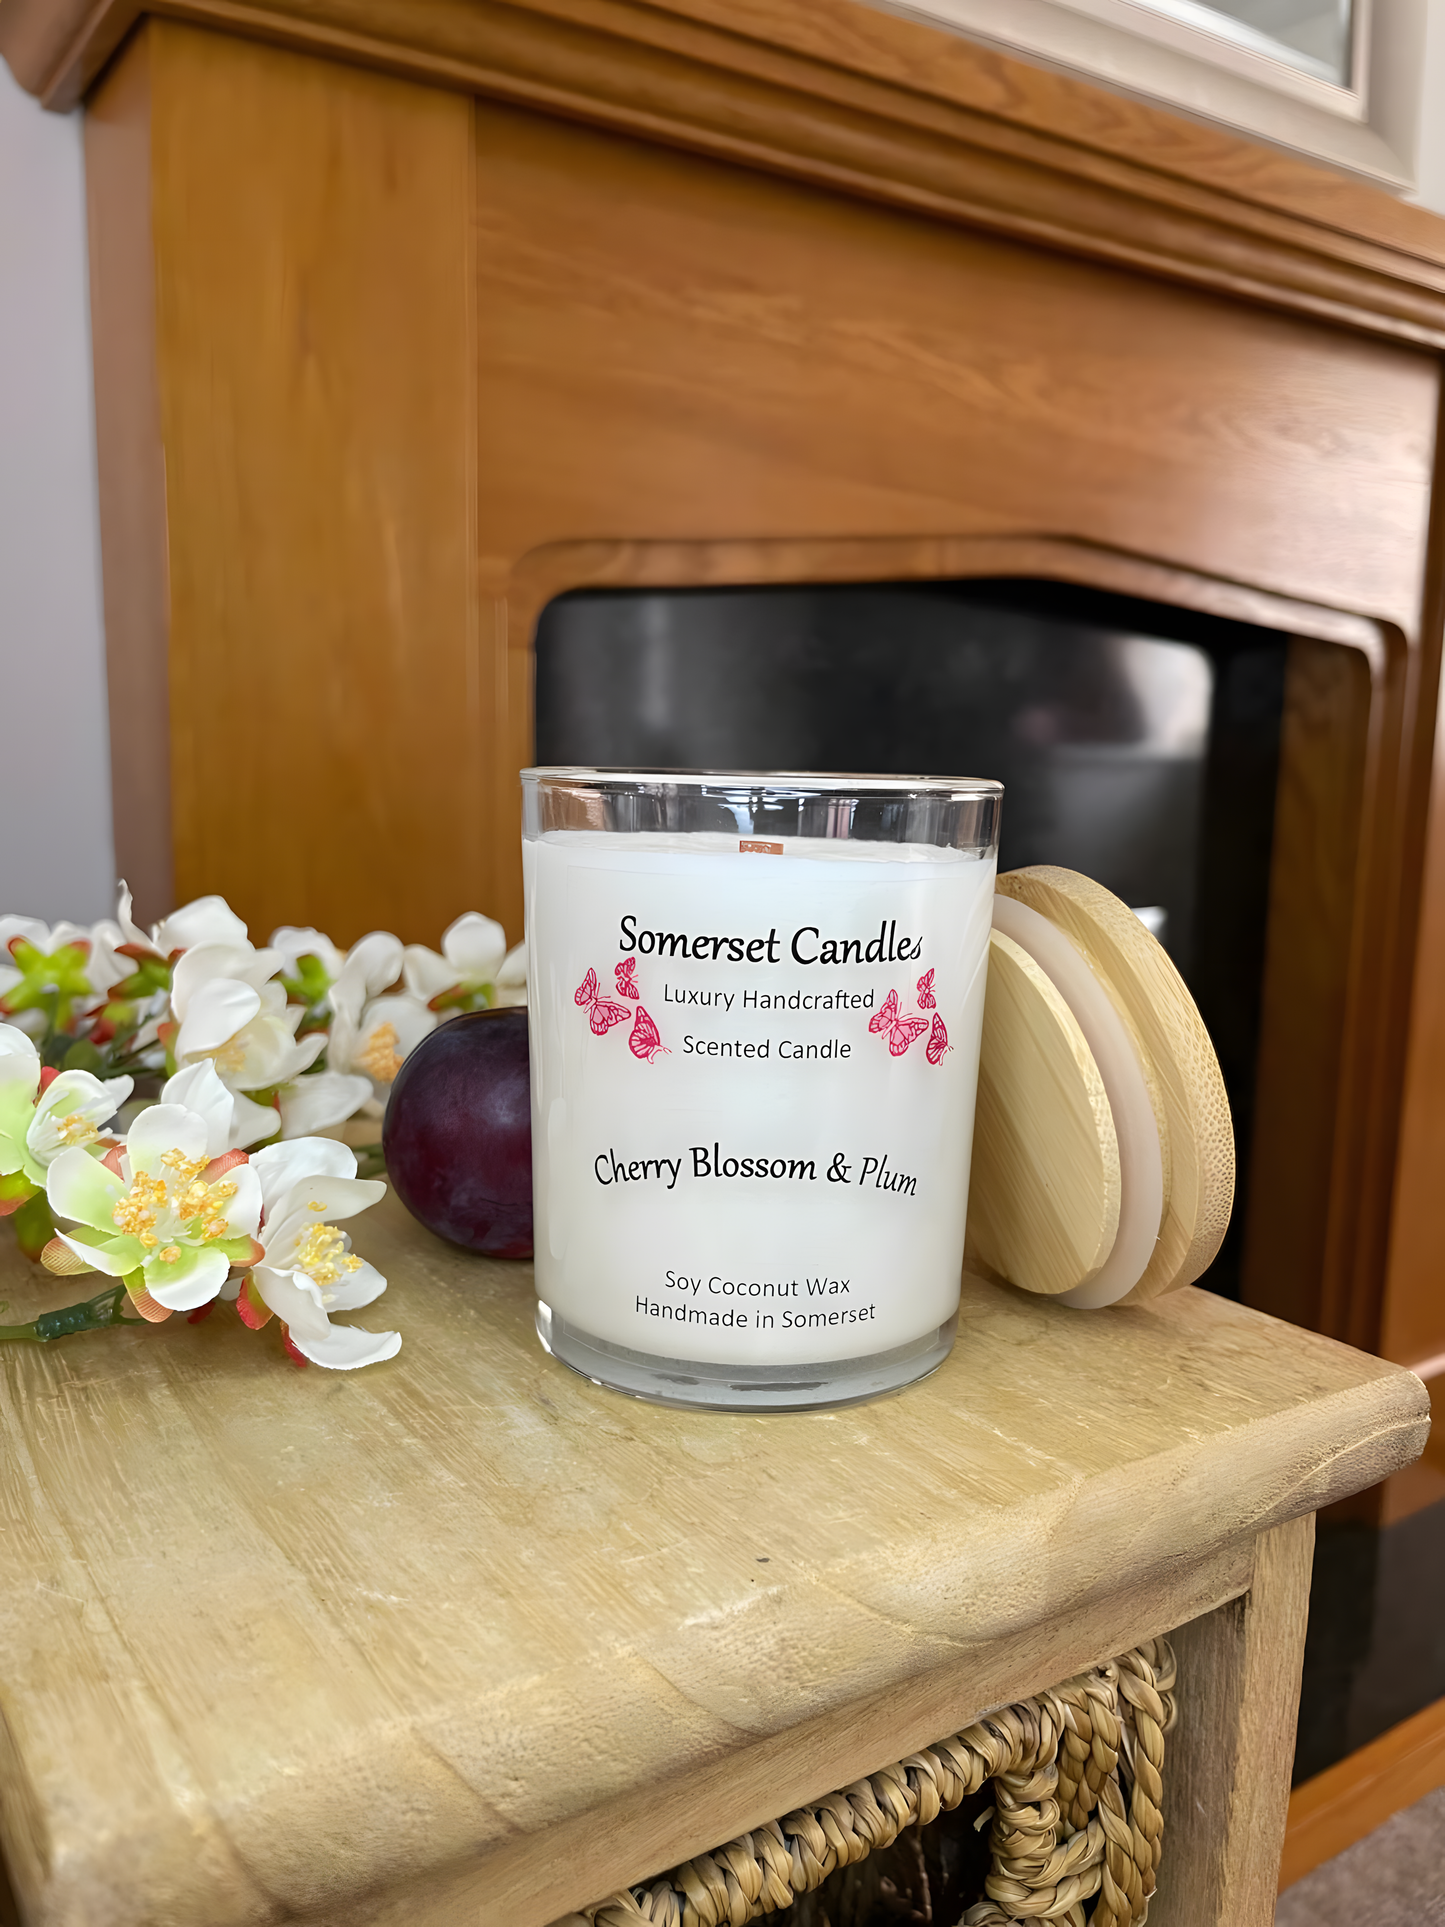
[0,1170,38,1211]
[430,982,494,1015]
[62,1038,106,1075]
[281,954,333,1008]
[115,957,172,1000]
[2,942,95,1033]
[40,1024,75,1069]
[12,1191,56,1262]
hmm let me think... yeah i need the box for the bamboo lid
[965,867,1234,1305]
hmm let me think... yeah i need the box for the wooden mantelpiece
[4,0,1445,1380]
[8,0,1445,335]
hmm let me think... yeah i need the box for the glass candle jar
[521,769,1002,1410]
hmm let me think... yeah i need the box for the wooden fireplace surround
[4,0,1445,1406]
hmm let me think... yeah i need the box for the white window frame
[873,0,1423,191]
[1055,0,1368,114]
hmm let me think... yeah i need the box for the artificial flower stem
[351,1143,385,1180]
[0,1283,139,1344]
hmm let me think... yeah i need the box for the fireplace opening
[535,577,1290,1299]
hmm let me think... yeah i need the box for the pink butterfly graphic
[926,1012,951,1065]
[916,969,936,1010]
[869,989,929,1057]
[575,967,631,1036]
[629,1005,669,1063]
[615,958,640,999]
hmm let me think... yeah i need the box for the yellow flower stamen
[293,1222,364,1286]
[357,1021,403,1083]
[112,1159,242,1250]
[112,1171,166,1238]
[53,1111,99,1148]
[161,1149,209,1183]
[207,1037,248,1074]
[170,1175,239,1240]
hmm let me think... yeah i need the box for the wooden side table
[0,1193,1426,1927]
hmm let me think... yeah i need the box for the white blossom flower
[170,940,284,1012]
[172,977,326,1091]
[328,991,437,1110]
[0,1027,42,1178]
[275,1070,371,1137]
[494,940,528,1009]
[269,926,346,986]
[1,918,128,999]
[0,916,129,1033]
[105,889,271,1067]
[46,1102,262,1312]
[236,1137,398,1368]
[402,913,511,1013]
[116,882,250,958]
[23,1069,134,1176]
[0,1024,132,1187]
[163,1060,279,1154]
[328,931,431,1109]
[330,930,403,1014]
[88,918,130,984]
[270,927,350,1018]
[169,970,369,1140]
[0,917,49,955]
[0,1024,35,1060]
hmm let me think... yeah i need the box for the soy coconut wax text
[521,771,1001,1410]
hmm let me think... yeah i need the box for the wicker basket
[560,1640,1177,1927]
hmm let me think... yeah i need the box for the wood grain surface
[1160,1516,1315,1927]
[0,1192,1426,1927]
[472,89,1435,943]
[10,0,1445,357]
[88,17,1441,959]
[147,25,480,945]
[1370,1368,1445,1524]
[995,868,1234,1300]
[83,34,175,931]
[1243,640,1376,1337]
[965,929,1121,1297]
[1382,681,1445,1375]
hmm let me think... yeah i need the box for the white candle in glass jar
[523,802,997,1406]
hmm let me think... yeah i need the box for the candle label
[526,833,995,1364]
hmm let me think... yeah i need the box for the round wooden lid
[966,867,1234,1304]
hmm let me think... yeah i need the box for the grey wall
[0,61,113,926]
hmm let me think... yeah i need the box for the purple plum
[383,1008,533,1257]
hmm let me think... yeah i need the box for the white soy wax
[522,772,1001,1410]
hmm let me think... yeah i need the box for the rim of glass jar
[521,766,1002,800]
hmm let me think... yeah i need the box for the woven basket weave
[559,1640,1176,1927]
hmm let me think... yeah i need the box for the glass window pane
[1131,0,1354,86]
